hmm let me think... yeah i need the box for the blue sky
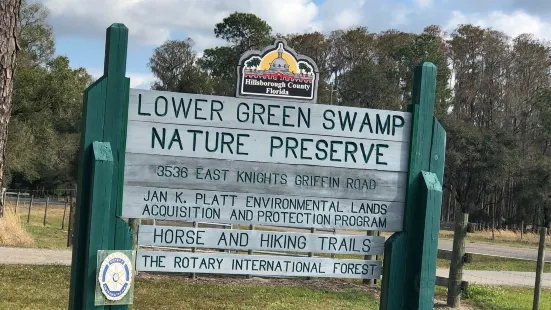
[39,0,551,89]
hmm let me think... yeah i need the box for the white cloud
[127,72,156,89]
[44,0,320,50]
[445,10,551,42]
[88,68,155,89]
[333,10,362,30]
[415,0,433,9]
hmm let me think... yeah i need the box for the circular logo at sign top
[98,252,133,301]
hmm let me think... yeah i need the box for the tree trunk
[0,0,21,197]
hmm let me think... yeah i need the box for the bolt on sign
[69,24,446,310]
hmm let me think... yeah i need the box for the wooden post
[447,212,468,307]
[533,227,547,310]
[247,224,254,279]
[62,196,68,230]
[43,196,49,226]
[27,195,33,223]
[15,192,19,213]
[330,228,336,259]
[364,230,374,285]
[66,200,75,247]
[521,221,524,240]
[68,24,132,310]
[307,227,315,280]
[380,62,446,310]
[380,232,406,310]
[190,221,198,279]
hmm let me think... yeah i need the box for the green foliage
[6,0,92,190]
[18,0,55,66]
[148,38,213,94]
[8,56,92,189]
[214,12,272,53]
[199,12,274,96]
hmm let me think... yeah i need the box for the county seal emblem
[98,251,133,301]
[236,39,319,103]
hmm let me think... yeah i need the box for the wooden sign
[69,24,446,310]
[138,225,385,255]
[136,251,382,279]
[124,154,407,202]
[122,186,404,231]
[130,89,411,142]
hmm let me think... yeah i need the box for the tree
[285,32,331,103]
[0,0,22,198]
[200,12,274,96]
[5,0,92,191]
[7,56,92,189]
[18,0,54,67]
[148,38,212,94]
[214,12,272,55]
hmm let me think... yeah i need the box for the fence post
[62,196,68,230]
[67,199,75,247]
[533,227,547,310]
[447,212,469,307]
[43,196,49,226]
[521,221,524,240]
[27,195,34,223]
[15,192,20,213]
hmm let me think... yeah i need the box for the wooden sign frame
[68,24,446,310]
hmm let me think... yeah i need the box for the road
[438,239,550,263]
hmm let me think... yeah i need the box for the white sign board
[124,154,408,202]
[138,225,385,255]
[129,89,411,142]
[122,88,411,280]
[122,186,404,231]
[136,250,382,279]
[126,122,409,172]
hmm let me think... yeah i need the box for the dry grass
[440,228,551,248]
[0,206,35,247]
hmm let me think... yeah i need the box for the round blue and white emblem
[98,252,133,301]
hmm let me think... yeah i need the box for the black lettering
[138,94,151,116]
[151,127,166,149]
[323,110,335,130]
[155,96,168,116]
[270,137,283,156]
[211,100,223,121]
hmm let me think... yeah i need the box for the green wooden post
[68,23,132,310]
[380,232,406,310]
[85,142,115,309]
[379,62,446,310]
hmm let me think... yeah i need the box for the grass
[12,264,551,310]
[465,285,551,310]
[0,264,379,310]
[4,202,70,249]
[0,207,35,247]
[439,229,551,249]
[437,254,551,272]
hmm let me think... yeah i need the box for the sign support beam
[68,23,132,310]
[379,62,445,310]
